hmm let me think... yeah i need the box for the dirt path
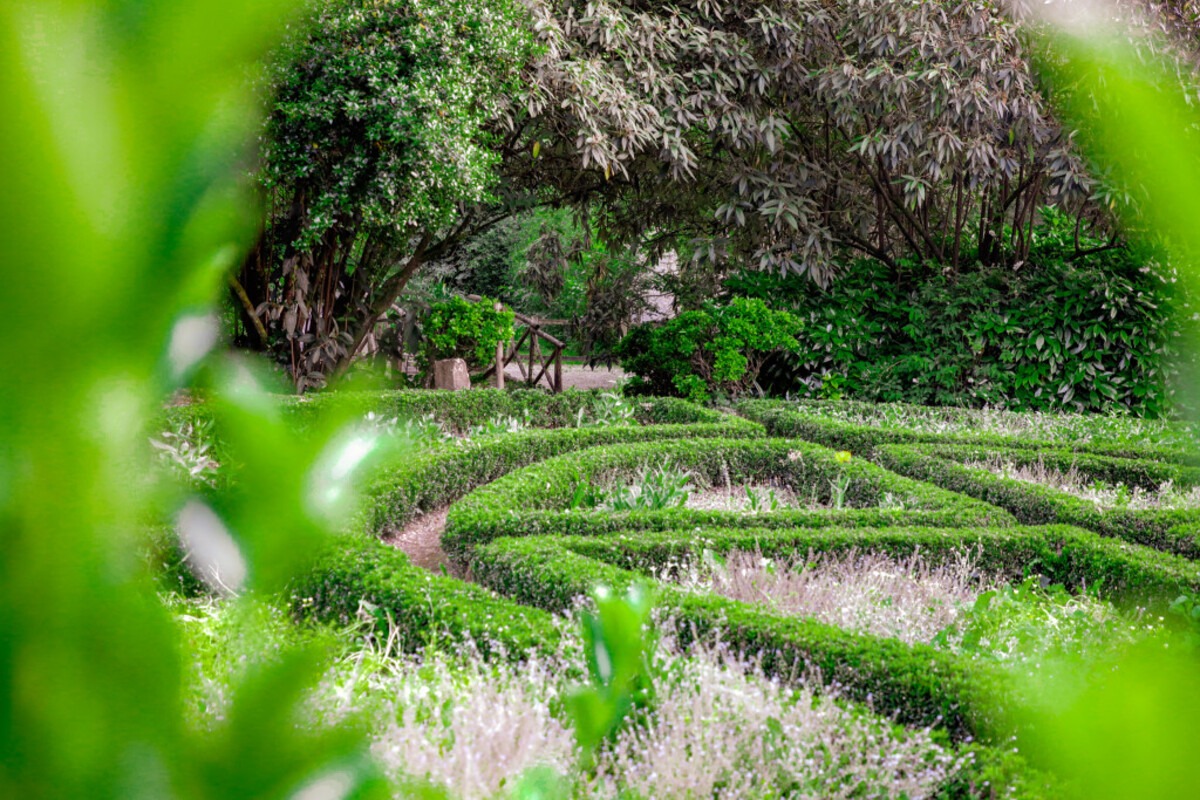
[381,507,461,576]
[502,364,627,391]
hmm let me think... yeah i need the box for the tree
[237,0,535,388]
[240,0,1199,388]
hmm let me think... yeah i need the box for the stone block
[433,358,471,391]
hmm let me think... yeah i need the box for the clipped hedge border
[470,523,1200,739]
[737,398,1199,464]
[557,524,1200,609]
[288,535,562,656]
[443,438,1015,562]
[876,443,1200,557]
[472,532,1063,796]
[166,389,728,436]
[472,529,1004,739]
[356,414,764,534]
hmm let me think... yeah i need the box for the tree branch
[227,274,268,347]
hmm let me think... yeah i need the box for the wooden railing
[468,295,565,394]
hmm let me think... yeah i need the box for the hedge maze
[161,391,1200,798]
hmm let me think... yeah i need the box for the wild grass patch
[783,400,1199,450]
[967,457,1200,510]
[169,596,964,799]
[663,549,1162,664]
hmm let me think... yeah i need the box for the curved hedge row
[165,389,728,436]
[469,522,1200,737]
[738,398,1199,464]
[355,413,763,534]
[158,390,1191,798]
[875,443,1200,557]
[472,530,1002,738]
[313,401,766,651]
[443,437,1015,561]
[289,536,561,656]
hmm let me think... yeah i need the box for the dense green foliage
[441,438,1014,561]
[240,0,534,387]
[0,0,400,796]
[737,398,1200,464]
[421,295,514,370]
[876,444,1200,557]
[728,217,1193,415]
[233,0,1200,390]
[619,298,804,402]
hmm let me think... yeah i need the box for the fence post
[494,301,506,389]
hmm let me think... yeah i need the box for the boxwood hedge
[738,398,1199,464]
[442,438,1015,562]
[876,443,1200,557]
[166,389,728,436]
[356,413,764,534]
[546,524,1200,609]
[470,522,1199,738]
[288,535,562,656]
[471,530,1005,738]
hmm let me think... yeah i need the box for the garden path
[381,506,460,576]
[500,364,626,391]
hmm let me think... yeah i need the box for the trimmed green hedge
[737,398,1200,464]
[470,522,1199,739]
[443,438,1015,562]
[555,524,1200,608]
[288,535,561,656]
[356,414,764,534]
[471,530,1004,738]
[165,389,728,436]
[876,443,1200,557]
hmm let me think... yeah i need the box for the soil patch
[381,506,462,577]
[501,364,626,391]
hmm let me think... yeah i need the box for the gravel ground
[501,364,626,391]
[381,507,460,576]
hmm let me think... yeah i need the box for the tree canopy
[239,0,1200,388]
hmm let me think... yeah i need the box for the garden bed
[737,398,1200,463]
[442,438,1014,563]
[876,443,1200,556]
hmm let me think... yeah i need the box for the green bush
[726,218,1196,416]
[470,522,1200,739]
[422,295,515,370]
[618,297,804,402]
[442,438,1014,562]
[289,536,560,656]
[737,398,1200,464]
[354,410,765,534]
[875,444,1200,557]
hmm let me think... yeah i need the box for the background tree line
[231,0,1200,394]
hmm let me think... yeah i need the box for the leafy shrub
[875,443,1200,556]
[587,463,695,512]
[727,216,1196,416]
[576,391,636,427]
[618,298,803,403]
[737,397,1200,464]
[422,295,515,370]
[441,438,1014,561]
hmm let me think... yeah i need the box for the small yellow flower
[835,450,852,464]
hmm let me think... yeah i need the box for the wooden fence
[468,295,565,394]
